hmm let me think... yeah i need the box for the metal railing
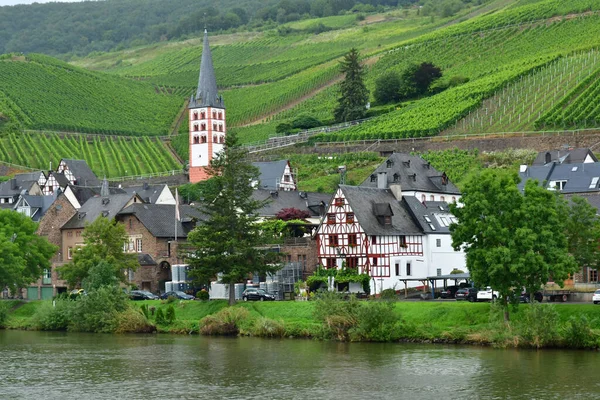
[107,169,184,182]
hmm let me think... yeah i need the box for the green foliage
[276,122,293,134]
[69,285,128,333]
[166,304,176,325]
[186,132,282,305]
[0,302,8,328]
[0,209,58,292]
[450,170,577,321]
[155,308,166,325]
[517,303,561,348]
[563,314,597,349]
[81,261,119,292]
[349,300,399,342]
[140,304,150,319]
[59,217,138,288]
[334,48,369,123]
[33,298,76,331]
[199,306,249,336]
[291,113,322,129]
[252,316,286,338]
[115,307,156,333]
[374,71,402,104]
[379,288,397,300]
[563,196,600,272]
[196,289,210,301]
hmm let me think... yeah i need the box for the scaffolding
[267,262,304,300]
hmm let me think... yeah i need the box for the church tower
[188,29,225,183]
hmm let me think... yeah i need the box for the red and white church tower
[188,29,226,183]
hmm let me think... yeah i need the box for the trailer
[543,290,572,302]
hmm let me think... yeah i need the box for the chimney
[377,171,387,189]
[390,184,402,200]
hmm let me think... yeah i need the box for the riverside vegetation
[2,293,600,350]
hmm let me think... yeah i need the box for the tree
[450,170,577,322]
[186,131,282,305]
[0,209,57,293]
[334,48,370,123]
[58,217,138,288]
[563,196,600,274]
[374,71,402,104]
[413,62,442,95]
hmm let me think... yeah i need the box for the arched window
[193,112,198,120]
[213,123,217,131]
[218,112,223,120]
[212,111,217,119]
[440,196,445,202]
[219,136,225,144]
[193,135,199,144]
[213,135,218,143]
[219,124,223,132]
[452,196,456,203]
[201,135,207,143]
[201,123,206,131]
[430,195,435,201]
[200,112,206,119]
[421,194,426,202]
[193,124,199,132]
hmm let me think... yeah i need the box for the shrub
[349,301,399,342]
[155,308,166,325]
[517,303,560,349]
[199,307,249,336]
[196,289,209,301]
[563,314,596,349]
[252,317,286,338]
[0,302,9,328]
[69,285,128,333]
[379,289,397,300]
[115,307,156,333]
[140,304,149,319]
[292,113,322,130]
[34,299,75,331]
[275,122,292,134]
[166,305,176,325]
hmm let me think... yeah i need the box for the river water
[1,330,598,399]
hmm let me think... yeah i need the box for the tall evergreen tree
[186,132,281,305]
[334,48,370,123]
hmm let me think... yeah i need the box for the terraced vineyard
[0,54,182,135]
[444,49,600,134]
[0,132,181,178]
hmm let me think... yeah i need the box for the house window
[370,175,376,182]
[393,173,399,182]
[590,269,598,282]
[213,123,217,131]
[213,135,218,143]
[201,135,207,143]
[441,196,445,202]
[399,236,407,248]
[436,238,441,247]
[372,257,378,266]
[284,175,290,183]
[346,212,354,223]
[219,124,223,132]
[395,263,400,276]
[334,197,344,207]
[128,240,135,252]
[67,247,73,260]
[136,239,143,253]
[348,234,357,246]
[430,195,435,201]
[76,231,81,237]
[220,135,225,143]
[437,268,442,276]
[372,235,377,244]
[326,258,336,269]
[421,194,426,202]
[67,231,73,238]
[193,136,200,144]
[129,219,133,229]
[406,262,412,276]
[327,214,336,224]
[346,257,358,269]
[384,216,391,225]
[328,234,339,247]
[452,197,456,203]
[386,160,394,168]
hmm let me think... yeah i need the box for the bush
[0,303,9,328]
[517,303,560,348]
[34,299,75,331]
[166,305,176,325]
[196,289,209,301]
[140,304,149,319]
[69,285,128,333]
[349,301,399,342]
[291,113,322,130]
[252,317,286,338]
[155,308,166,325]
[563,314,597,349]
[379,289,397,300]
[200,307,249,336]
[275,122,292,134]
[115,307,156,333]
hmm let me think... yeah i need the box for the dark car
[129,290,159,300]
[455,287,478,302]
[439,285,460,299]
[160,291,195,300]
[242,288,276,301]
[519,291,543,303]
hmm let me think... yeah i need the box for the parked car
[477,287,499,301]
[455,287,478,302]
[160,291,195,300]
[129,290,159,300]
[242,288,276,301]
[519,291,543,303]
[593,289,600,305]
[439,285,460,299]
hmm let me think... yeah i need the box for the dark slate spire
[191,29,224,109]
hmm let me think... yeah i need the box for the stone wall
[281,238,318,280]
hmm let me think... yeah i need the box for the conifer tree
[334,48,369,123]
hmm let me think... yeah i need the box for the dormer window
[386,160,394,168]
[370,175,376,182]
[403,160,411,168]
[393,173,399,182]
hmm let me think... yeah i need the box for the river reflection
[1,330,598,399]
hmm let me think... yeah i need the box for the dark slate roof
[252,189,331,218]
[70,185,127,206]
[339,185,422,236]
[403,196,455,234]
[17,193,57,222]
[360,153,460,194]
[52,172,71,188]
[189,30,224,109]
[0,172,40,197]
[14,172,42,186]
[519,162,600,193]
[532,148,597,166]
[122,184,168,204]
[117,204,205,238]
[62,193,137,230]
[137,253,157,266]
[61,159,100,187]
[252,160,289,191]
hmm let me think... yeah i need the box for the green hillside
[0,54,182,135]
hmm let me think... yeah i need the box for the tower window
[193,112,198,120]
[213,123,217,131]
[219,136,225,144]
[219,124,223,132]
[213,135,217,143]
[193,125,199,132]
[201,123,206,131]
[218,112,223,119]
[193,135,199,144]
[212,111,216,118]
[201,135,207,143]
[201,112,206,119]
